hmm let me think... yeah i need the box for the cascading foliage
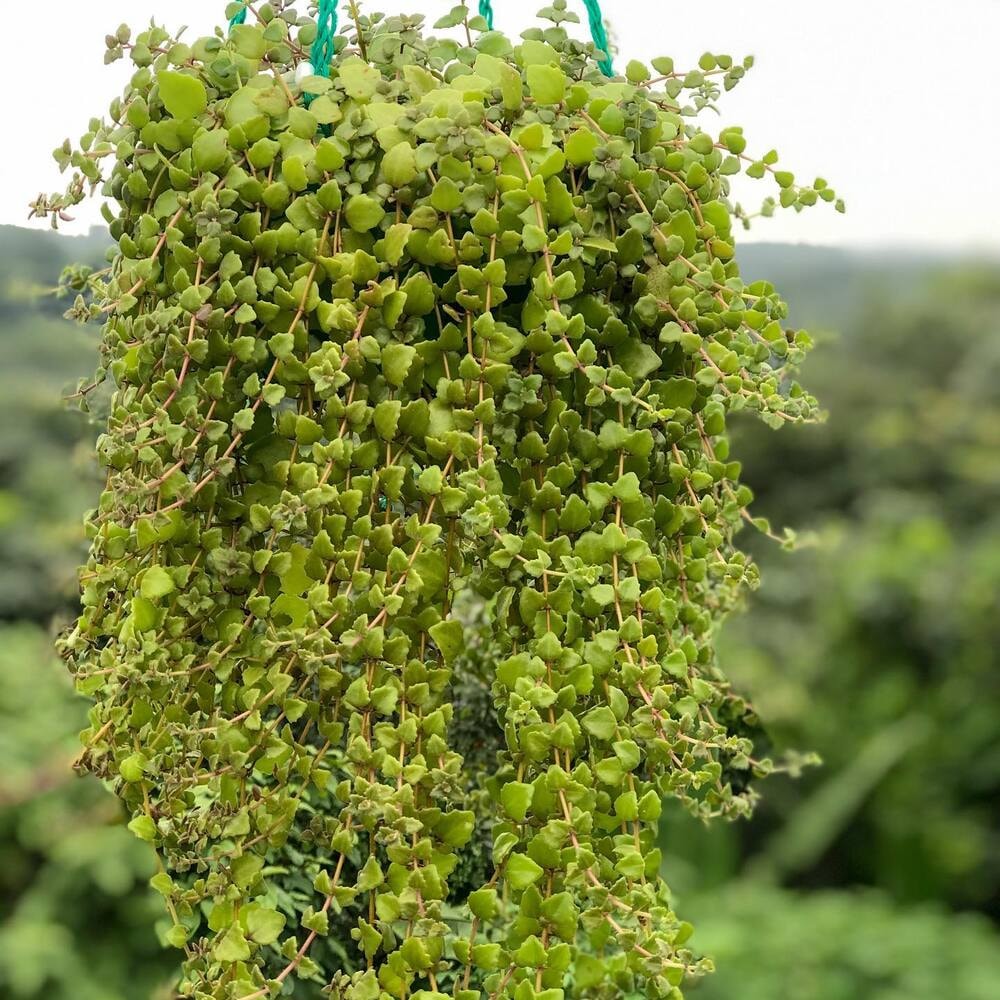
[39,1,839,997]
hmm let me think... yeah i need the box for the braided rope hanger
[477,0,613,76]
[228,1,339,78]
[230,2,611,76]
[581,0,614,76]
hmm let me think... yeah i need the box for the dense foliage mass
[39,3,840,997]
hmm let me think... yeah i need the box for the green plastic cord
[479,1,494,29]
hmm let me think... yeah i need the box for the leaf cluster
[44,2,837,997]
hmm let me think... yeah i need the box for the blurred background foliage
[0,225,178,999]
[0,223,998,997]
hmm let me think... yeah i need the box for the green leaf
[232,407,255,433]
[500,64,523,110]
[615,338,662,379]
[430,177,463,213]
[140,565,175,600]
[192,129,228,173]
[638,789,662,822]
[380,223,412,267]
[165,924,188,948]
[382,343,416,386]
[231,853,264,888]
[575,953,605,989]
[615,790,639,821]
[417,465,444,495]
[357,854,385,891]
[472,942,503,969]
[505,852,544,890]
[214,924,251,962]
[246,905,286,945]
[127,815,157,842]
[565,128,598,166]
[383,142,417,187]
[469,887,499,920]
[120,753,148,783]
[429,619,463,665]
[437,809,476,847]
[338,56,380,101]
[522,224,547,252]
[520,39,559,66]
[500,781,534,822]
[526,64,567,105]
[131,596,157,631]
[230,24,267,60]
[666,210,697,256]
[613,739,642,771]
[626,59,649,83]
[373,400,401,440]
[303,907,330,935]
[286,194,323,231]
[434,5,469,28]
[157,71,207,119]
[345,194,386,232]
[150,873,174,896]
[540,891,577,939]
[400,936,432,970]
[559,493,591,532]
[582,706,618,740]
[268,332,295,359]
[612,472,642,504]
[662,377,697,408]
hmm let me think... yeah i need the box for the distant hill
[0,225,109,321]
[0,226,107,621]
[737,241,945,332]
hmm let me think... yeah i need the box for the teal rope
[230,2,606,79]
[228,2,336,78]
[475,2,609,75]
[228,2,248,28]
[581,0,613,76]
[310,0,338,78]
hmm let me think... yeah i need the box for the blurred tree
[0,625,176,998]
[667,265,1000,914]
[0,225,106,622]
[685,882,1000,1000]
[0,225,176,997]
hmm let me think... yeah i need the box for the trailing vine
[39,1,839,997]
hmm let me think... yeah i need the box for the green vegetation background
[1,223,997,997]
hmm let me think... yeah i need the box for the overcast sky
[9,0,999,249]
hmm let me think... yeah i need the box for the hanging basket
[39,1,841,997]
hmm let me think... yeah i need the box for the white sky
[8,0,999,249]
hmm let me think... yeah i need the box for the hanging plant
[39,0,840,997]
